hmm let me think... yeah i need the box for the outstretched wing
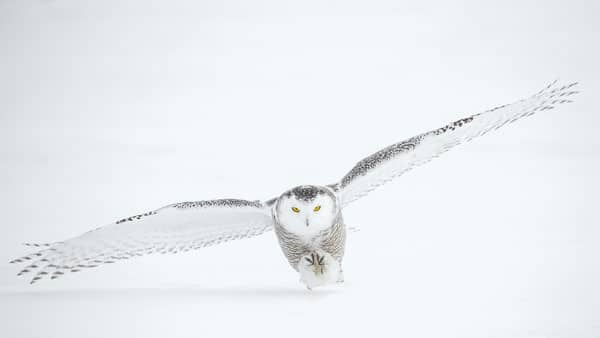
[332,80,579,208]
[11,199,274,284]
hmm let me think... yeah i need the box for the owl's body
[274,217,346,270]
[10,81,579,289]
[272,185,346,288]
[274,219,346,288]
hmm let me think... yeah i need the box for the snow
[1,0,599,337]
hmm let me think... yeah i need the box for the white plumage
[11,80,579,288]
[12,200,273,283]
[333,80,578,207]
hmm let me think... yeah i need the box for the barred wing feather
[333,81,579,207]
[11,199,274,284]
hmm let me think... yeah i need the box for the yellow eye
[313,205,321,212]
[291,207,300,213]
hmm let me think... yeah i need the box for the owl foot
[303,252,326,275]
[298,250,342,289]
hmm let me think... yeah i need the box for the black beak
[305,218,309,227]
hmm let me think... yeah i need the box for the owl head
[274,185,339,236]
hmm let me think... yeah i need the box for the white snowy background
[1,0,599,337]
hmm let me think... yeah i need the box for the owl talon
[304,253,315,265]
[304,253,325,268]
[300,252,328,276]
[298,251,343,289]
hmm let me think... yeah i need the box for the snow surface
[1,0,599,337]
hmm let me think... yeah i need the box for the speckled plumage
[274,215,346,270]
[338,115,476,189]
[168,199,263,209]
[334,80,578,206]
[289,186,326,202]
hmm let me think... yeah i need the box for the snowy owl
[11,81,578,289]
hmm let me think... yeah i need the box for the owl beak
[305,218,310,227]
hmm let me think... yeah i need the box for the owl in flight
[11,81,578,289]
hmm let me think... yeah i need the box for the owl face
[275,185,338,237]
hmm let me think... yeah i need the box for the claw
[304,253,315,265]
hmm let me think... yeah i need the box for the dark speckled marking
[432,116,475,135]
[169,199,263,209]
[290,186,326,202]
[339,135,422,188]
[340,115,478,188]
[116,211,158,224]
[115,199,263,224]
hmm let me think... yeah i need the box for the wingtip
[555,79,580,89]
[562,82,580,92]
[536,79,581,102]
